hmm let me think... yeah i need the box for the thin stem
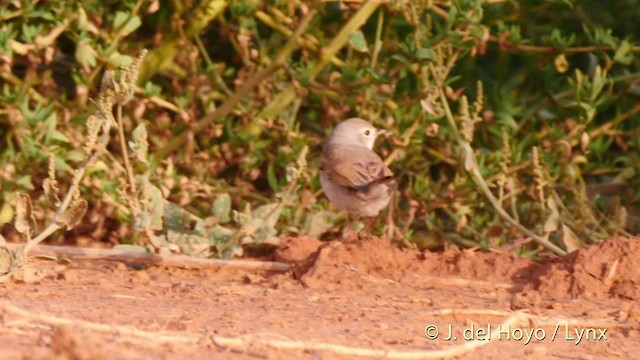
[117,105,138,200]
[21,224,61,257]
[363,9,385,113]
[194,33,215,69]
[370,10,384,69]
[384,114,422,166]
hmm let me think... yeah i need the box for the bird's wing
[321,146,394,191]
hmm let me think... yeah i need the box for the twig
[116,104,139,206]
[429,5,449,19]
[499,237,533,251]
[370,9,384,69]
[1,302,538,359]
[363,8,385,112]
[384,115,422,166]
[585,102,640,144]
[155,6,319,158]
[4,243,290,273]
[413,274,515,290]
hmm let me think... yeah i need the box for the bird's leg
[341,214,361,242]
[359,216,379,240]
[384,194,396,242]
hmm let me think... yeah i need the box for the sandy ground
[1,236,638,359]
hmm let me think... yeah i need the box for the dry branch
[4,243,290,272]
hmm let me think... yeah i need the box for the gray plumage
[320,118,397,217]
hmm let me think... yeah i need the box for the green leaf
[66,150,85,162]
[129,124,149,164]
[164,202,197,233]
[143,82,162,97]
[206,224,235,244]
[107,53,134,68]
[75,39,97,69]
[267,163,278,191]
[141,183,165,231]
[253,226,279,244]
[165,230,212,256]
[54,157,73,174]
[613,40,634,65]
[252,203,282,228]
[415,48,436,60]
[391,54,410,65]
[212,193,231,223]
[15,175,34,190]
[348,30,369,53]
[365,67,391,82]
[48,130,69,143]
[77,7,99,33]
[113,11,141,37]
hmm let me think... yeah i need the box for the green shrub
[1,0,639,261]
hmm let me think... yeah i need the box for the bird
[319,118,397,238]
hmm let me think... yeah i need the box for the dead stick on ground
[1,302,535,359]
[4,243,289,273]
[415,275,515,290]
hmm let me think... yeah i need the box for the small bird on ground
[320,118,397,238]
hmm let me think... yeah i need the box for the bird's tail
[371,175,398,191]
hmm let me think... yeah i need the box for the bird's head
[328,118,388,150]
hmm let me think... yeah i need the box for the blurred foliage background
[1,0,640,259]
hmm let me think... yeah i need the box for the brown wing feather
[321,146,395,191]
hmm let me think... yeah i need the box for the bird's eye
[364,130,370,136]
